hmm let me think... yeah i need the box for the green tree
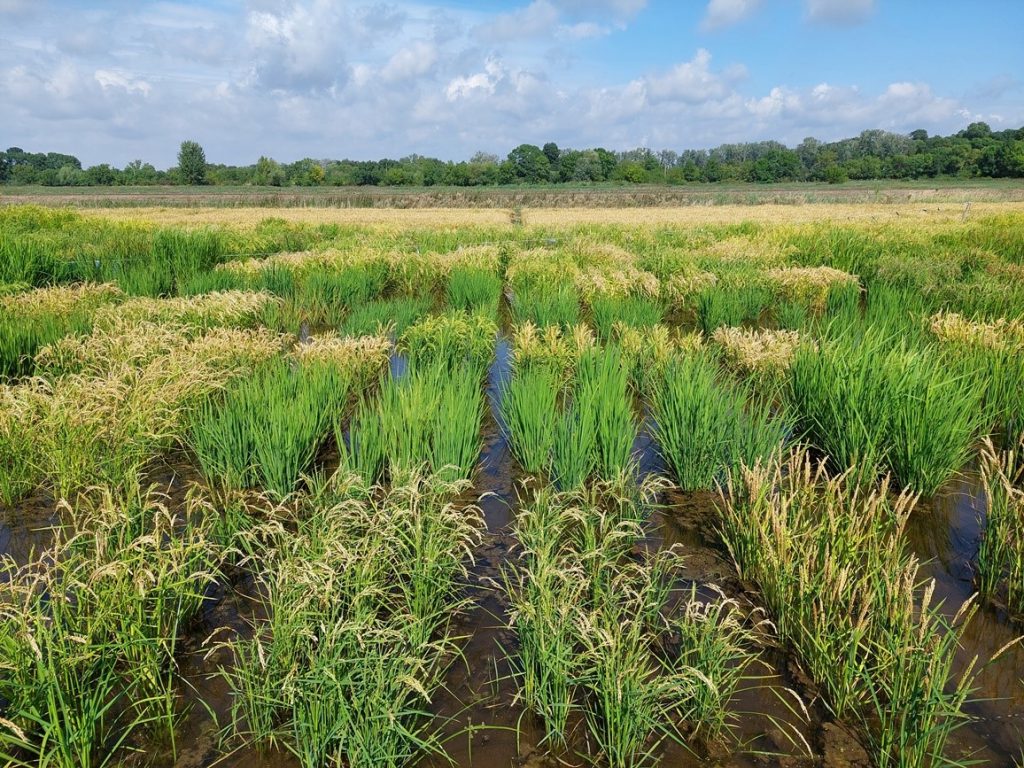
[506,144,551,183]
[177,140,207,185]
[253,156,285,186]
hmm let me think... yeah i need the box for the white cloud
[476,1,560,42]
[380,41,438,83]
[805,0,875,24]
[94,69,152,96]
[645,49,745,103]
[445,59,502,101]
[701,0,762,31]
[0,0,1019,168]
[246,1,351,92]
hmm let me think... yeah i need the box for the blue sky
[1,0,1021,167]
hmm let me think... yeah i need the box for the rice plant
[189,357,354,498]
[400,310,497,375]
[505,486,755,765]
[590,294,666,342]
[720,449,980,768]
[0,283,123,377]
[696,284,768,335]
[6,325,283,503]
[510,283,580,329]
[340,296,432,338]
[976,436,1024,614]
[447,265,502,318]
[651,351,787,491]
[789,331,983,495]
[551,397,598,491]
[224,474,481,768]
[0,488,217,767]
[577,346,637,481]
[501,363,561,476]
[298,261,389,326]
[339,361,484,485]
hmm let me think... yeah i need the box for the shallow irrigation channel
[2,336,1024,768]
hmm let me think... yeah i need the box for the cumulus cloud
[475,1,561,42]
[246,1,351,92]
[644,49,746,103]
[1,0,1019,168]
[701,0,762,31]
[805,0,875,24]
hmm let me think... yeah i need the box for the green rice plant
[696,284,768,335]
[178,268,243,296]
[447,265,502,318]
[577,347,637,481]
[501,364,561,476]
[775,299,809,331]
[400,310,496,374]
[862,282,931,341]
[651,352,787,491]
[0,488,217,767]
[590,294,665,342]
[510,283,580,329]
[189,358,353,498]
[340,362,484,485]
[551,397,597,491]
[943,342,1024,446]
[976,436,1024,613]
[224,474,481,768]
[720,449,980,768]
[340,296,432,338]
[299,262,389,326]
[882,348,984,496]
[789,331,983,495]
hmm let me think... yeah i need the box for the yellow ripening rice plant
[930,311,1024,352]
[712,326,806,379]
[216,248,340,277]
[289,332,392,384]
[507,247,581,290]
[616,323,703,388]
[512,321,596,374]
[763,266,859,312]
[2,325,288,501]
[0,282,124,319]
[91,289,277,330]
[701,234,793,267]
[663,269,719,308]
[575,265,660,301]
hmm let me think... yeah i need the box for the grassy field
[2,177,1023,210]
[2,202,1024,768]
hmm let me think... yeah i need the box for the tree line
[2,122,1022,188]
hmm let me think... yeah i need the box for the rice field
[2,202,1024,768]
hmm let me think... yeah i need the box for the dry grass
[79,202,1024,229]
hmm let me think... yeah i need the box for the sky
[2,0,1022,168]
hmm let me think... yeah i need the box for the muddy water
[4,335,1024,767]
[907,470,1024,764]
